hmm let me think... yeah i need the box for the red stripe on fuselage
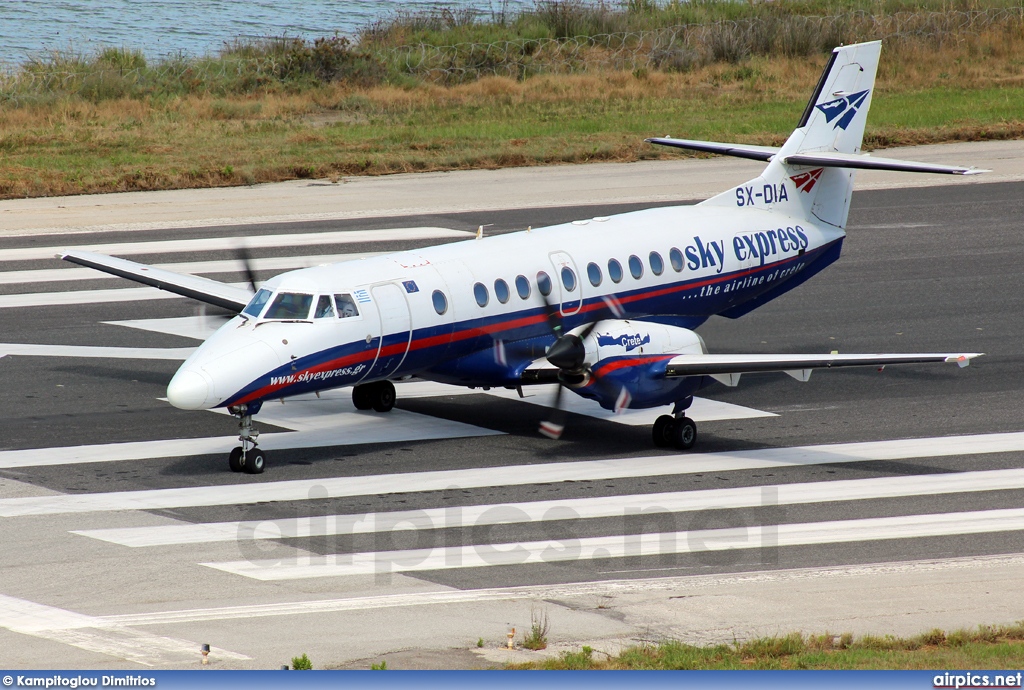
[229,252,814,405]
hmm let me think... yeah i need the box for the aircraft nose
[167,369,215,410]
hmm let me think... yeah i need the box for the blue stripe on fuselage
[222,242,837,405]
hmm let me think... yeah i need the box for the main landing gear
[228,411,265,474]
[652,397,697,451]
[352,380,396,412]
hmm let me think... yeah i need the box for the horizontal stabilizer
[647,137,986,176]
[783,151,988,175]
[645,137,779,162]
[665,352,982,378]
[59,250,252,312]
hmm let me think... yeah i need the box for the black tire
[371,380,396,412]
[670,417,697,451]
[228,446,244,472]
[352,385,373,410]
[244,449,266,474]
[652,415,675,448]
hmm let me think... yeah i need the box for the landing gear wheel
[669,417,697,451]
[352,385,373,410]
[228,446,244,472]
[370,381,396,412]
[244,449,266,474]
[652,415,675,448]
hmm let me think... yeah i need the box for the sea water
[0,0,539,66]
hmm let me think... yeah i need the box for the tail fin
[649,41,984,227]
[698,41,881,228]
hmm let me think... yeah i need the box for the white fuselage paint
[168,204,834,411]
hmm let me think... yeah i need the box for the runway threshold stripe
[0,252,384,285]
[100,553,1024,626]
[3,227,468,262]
[202,506,1024,580]
[0,283,247,309]
[73,467,1024,547]
[0,343,195,360]
[4,431,1024,517]
[0,594,249,664]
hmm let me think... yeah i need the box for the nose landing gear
[228,412,265,474]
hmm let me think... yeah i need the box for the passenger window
[587,262,602,287]
[649,251,664,276]
[560,267,577,292]
[242,288,272,318]
[314,295,335,318]
[432,290,448,315]
[628,255,643,279]
[537,271,552,297]
[264,292,313,320]
[334,293,360,318]
[515,275,531,300]
[608,259,623,283]
[669,247,684,272]
[474,282,489,307]
[494,279,510,304]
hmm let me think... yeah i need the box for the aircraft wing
[59,250,252,312]
[644,137,779,162]
[665,352,982,385]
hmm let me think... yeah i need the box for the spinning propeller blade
[536,290,609,440]
[237,245,260,295]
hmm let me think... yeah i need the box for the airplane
[59,40,985,474]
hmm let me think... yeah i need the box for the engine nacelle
[570,320,706,366]
[566,320,709,411]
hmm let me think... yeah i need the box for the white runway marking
[4,227,468,262]
[0,283,248,309]
[3,431,1023,516]
[0,404,501,473]
[486,384,775,424]
[387,379,773,424]
[204,507,1024,580]
[0,343,195,360]
[0,252,384,285]
[94,553,1024,626]
[0,594,248,665]
[74,467,1024,548]
[104,316,228,341]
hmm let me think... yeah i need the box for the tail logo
[815,89,869,130]
[790,168,824,193]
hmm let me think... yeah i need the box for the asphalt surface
[1,181,1023,668]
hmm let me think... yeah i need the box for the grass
[2,1,1024,199]
[512,622,1024,669]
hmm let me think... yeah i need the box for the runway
[0,177,1023,668]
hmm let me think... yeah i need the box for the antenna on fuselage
[475,224,493,240]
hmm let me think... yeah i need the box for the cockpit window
[264,292,313,320]
[242,288,272,318]
[314,295,335,319]
[334,293,360,318]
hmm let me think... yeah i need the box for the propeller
[537,289,618,440]
[236,245,260,295]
